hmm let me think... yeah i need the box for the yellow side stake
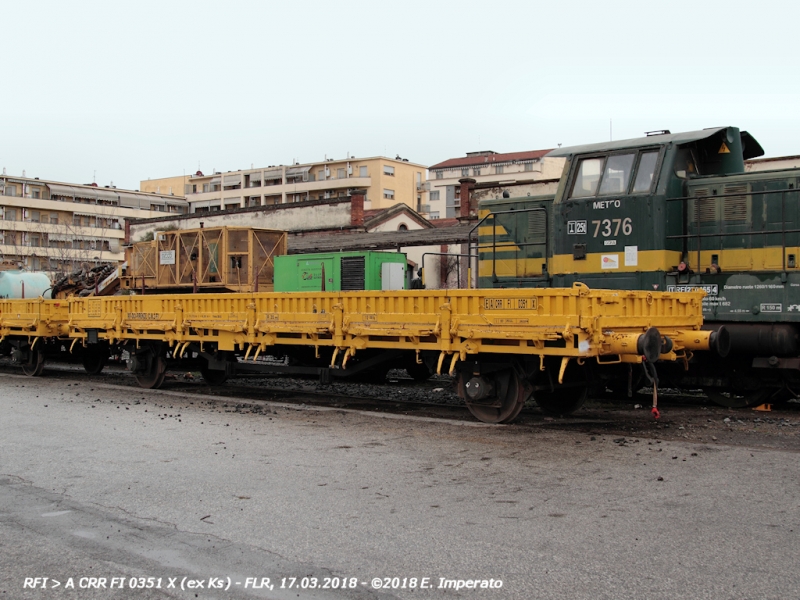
[253,345,262,361]
[448,352,459,376]
[31,337,40,351]
[436,351,446,376]
[558,357,570,384]
[69,338,79,353]
[244,345,253,361]
[342,348,352,369]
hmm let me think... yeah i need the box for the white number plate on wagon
[483,298,538,310]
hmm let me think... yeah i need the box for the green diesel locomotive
[478,126,800,406]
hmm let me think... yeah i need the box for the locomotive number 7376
[592,218,633,237]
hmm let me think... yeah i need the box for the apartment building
[162,156,427,214]
[0,174,188,274]
[426,149,563,218]
[140,174,190,197]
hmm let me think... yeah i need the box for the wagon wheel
[405,361,432,382]
[21,346,45,377]
[200,351,237,386]
[82,346,108,375]
[464,369,528,424]
[534,358,590,416]
[135,356,167,389]
[705,388,773,409]
[200,364,228,385]
[535,384,589,416]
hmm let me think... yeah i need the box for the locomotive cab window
[571,157,604,197]
[632,151,659,192]
[598,153,635,195]
[569,148,661,198]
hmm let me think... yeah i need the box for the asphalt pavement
[1,373,799,599]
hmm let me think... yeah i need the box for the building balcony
[0,243,123,262]
[187,177,372,203]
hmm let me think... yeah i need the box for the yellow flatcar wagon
[0,284,716,423]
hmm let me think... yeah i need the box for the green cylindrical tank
[0,271,52,299]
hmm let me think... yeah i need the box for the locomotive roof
[546,127,763,159]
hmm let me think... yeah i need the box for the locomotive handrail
[469,207,549,283]
[419,252,473,289]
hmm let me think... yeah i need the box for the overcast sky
[3,0,798,190]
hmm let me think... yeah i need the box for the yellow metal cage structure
[121,226,287,293]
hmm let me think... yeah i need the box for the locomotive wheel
[535,385,589,416]
[82,346,108,375]
[464,370,527,424]
[21,346,45,377]
[405,362,432,382]
[135,356,167,389]
[705,388,773,409]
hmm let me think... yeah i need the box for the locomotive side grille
[691,188,717,223]
[722,184,749,222]
[527,212,547,243]
[340,256,366,290]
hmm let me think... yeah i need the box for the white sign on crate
[159,250,176,265]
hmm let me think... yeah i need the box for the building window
[524,162,534,172]
[398,223,408,231]
[429,211,440,219]
[29,235,40,247]
[318,170,326,181]
[435,171,443,180]
[495,165,504,175]
[29,211,40,223]
[472,168,481,176]
[4,209,16,221]
[461,168,469,177]
[359,166,368,177]
[383,189,395,200]
[32,189,41,199]
[5,186,16,197]
[337,168,345,179]
[383,165,395,176]
[430,191,440,201]
[50,215,59,224]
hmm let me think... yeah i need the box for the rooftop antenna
[93,170,96,184]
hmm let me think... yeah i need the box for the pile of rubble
[52,264,118,298]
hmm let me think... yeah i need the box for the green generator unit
[274,251,407,292]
